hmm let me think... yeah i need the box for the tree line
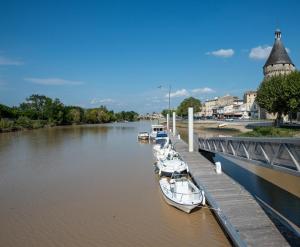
[0,94,138,132]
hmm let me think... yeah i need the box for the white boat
[153,137,170,155]
[155,146,178,161]
[156,157,188,176]
[150,124,165,139]
[218,123,228,128]
[159,174,205,213]
[137,131,149,140]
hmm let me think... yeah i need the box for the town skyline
[0,0,299,113]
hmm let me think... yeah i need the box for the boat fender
[201,190,206,206]
[187,166,189,173]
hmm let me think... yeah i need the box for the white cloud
[90,98,115,104]
[192,87,215,94]
[249,45,291,60]
[0,56,23,65]
[25,77,84,85]
[249,46,272,60]
[206,49,234,58]
[166,89,189,98]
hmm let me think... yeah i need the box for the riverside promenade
[169,134,289,247]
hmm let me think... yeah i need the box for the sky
[0,0,299,113]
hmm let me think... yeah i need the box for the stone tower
[263,29,295,78]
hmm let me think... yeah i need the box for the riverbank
[176,120,248,138]
[239,126,300,137]
[0,94,139,134]
[176,120,300,137]
[0,118,139,133]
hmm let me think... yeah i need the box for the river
[0,121,230,247]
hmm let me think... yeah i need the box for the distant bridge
[198,136,300,176]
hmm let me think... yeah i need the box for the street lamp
[158,84,172,131]
[158,84,172,114]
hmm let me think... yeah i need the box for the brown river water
[0,121,231,247]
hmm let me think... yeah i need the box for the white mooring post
[172,112,176,136]
[188,107,193,152]
[166,113,169,132]
[215,161,222,174]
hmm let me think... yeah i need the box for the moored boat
[156,157,188,176]
[153,136,170,155]
[159,174,205,213]
[155,146,178,161]
[150,124,165,140]
[137,131,150,140]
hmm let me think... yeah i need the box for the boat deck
[169,134,289,247]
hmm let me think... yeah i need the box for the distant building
[201,95,242,118]
[261,29,297,120]
[243,91,259,118]
[263,29,295,78]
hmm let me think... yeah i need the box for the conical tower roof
[264,30,294,68]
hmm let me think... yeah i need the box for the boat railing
[162,185,203,200]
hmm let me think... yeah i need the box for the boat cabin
[151,125,164,132]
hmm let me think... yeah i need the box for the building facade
[243,91,259,118]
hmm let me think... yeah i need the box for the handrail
[198,136,300,175]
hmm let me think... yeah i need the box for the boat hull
[159,185,198,213]
[138,136,149,140]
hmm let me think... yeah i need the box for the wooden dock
[169,135,289,247]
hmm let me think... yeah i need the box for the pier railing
[198,136,300,175]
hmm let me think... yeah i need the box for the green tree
[176,97,201,117]
[283,71,300,120]
[65,107,84,124]
[161,109,169,117]
[19,94,51,120]
[0,104,16,118]
[256,71,300,125]
[84,106,113,123]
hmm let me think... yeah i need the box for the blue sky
[0,0,299,113]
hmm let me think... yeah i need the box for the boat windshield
[156,139,168,148]
[156,132,168,138]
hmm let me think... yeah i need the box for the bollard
[215,161,222,174]
[178,134,181,140]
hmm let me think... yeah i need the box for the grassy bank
[0,117,54,133]
[239,127,300,137]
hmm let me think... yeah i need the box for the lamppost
[158,84,171,130]
[158,84,172,114]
